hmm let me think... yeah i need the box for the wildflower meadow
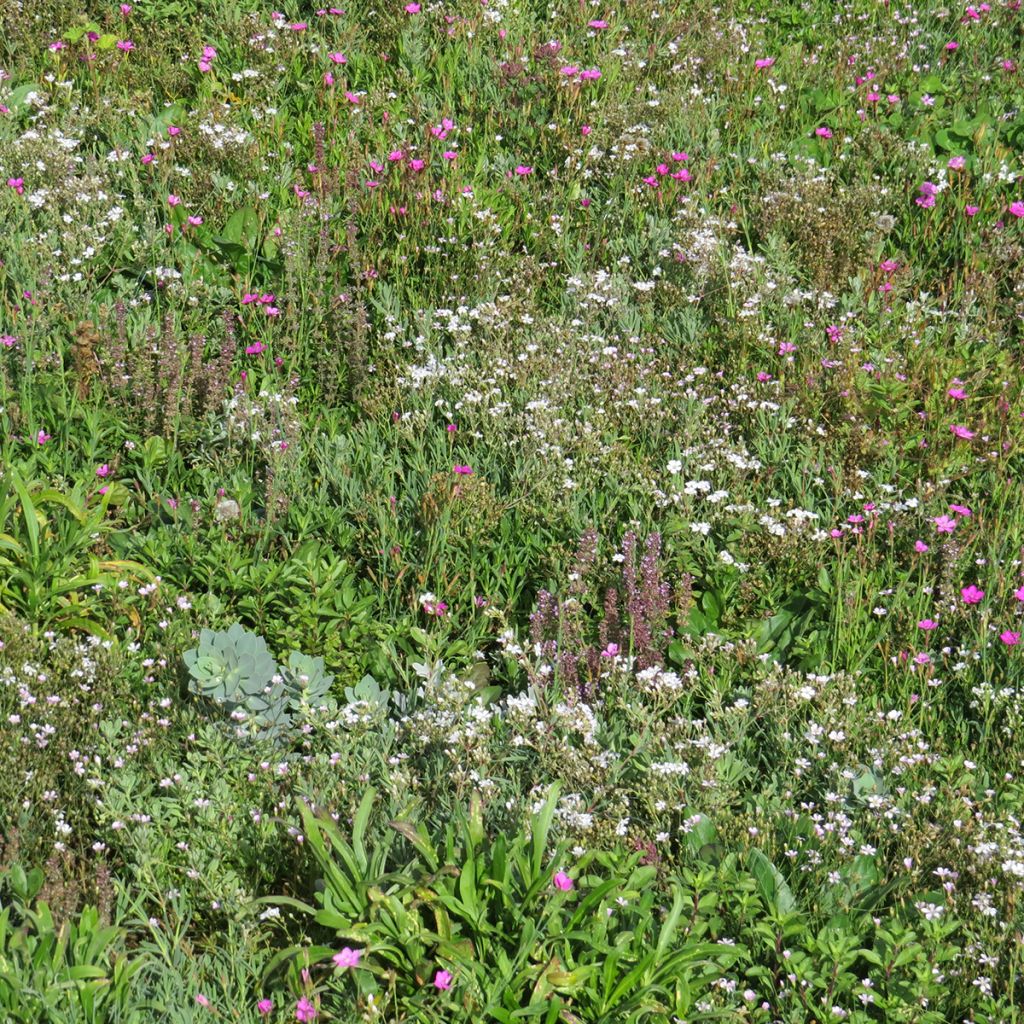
[2,0,1024,1020]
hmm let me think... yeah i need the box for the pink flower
[946,41,958,50]
[552,870,574,891]
[245,342,266,355]
[141,153,154,165]
[965,205,979,217]
[96,464,110,478]
[600,643,619,658]
[116,39,134,51]
[295,997,317,1022]
[36,430,51,445]
[409,158,425,171]
[433,970,453,990]
[196,995,211,1008]
[446,423,457,432]
[1000,630,1021,646]
[933,515,956,533]
[947,386,967,399]
[580,68,601,80]
[453,464,473,475]
[7,177,24,195]
[405,2,420,11]
[168,194,181,206]
[815,126,833,138]
[1009,201,1024,218]
[333,947,362,969]
[329,52,347,63]
[948,155,966,170]
[257,1000,273,1016]
[918,619,938,631]
[120,3,132,12]
[950,424,975,439]
[915,540,930,553]
[949,503,971,517]
[755,57,775,69]
[1014,585,1024,603]
[515,165,533,175]
[961,585,985,605]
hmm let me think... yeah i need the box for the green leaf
[747,849,797,915]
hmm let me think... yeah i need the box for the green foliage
[0,469,146,637]
[183,623,334,740]
[0,881,145,1023]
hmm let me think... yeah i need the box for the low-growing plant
[183,623,334,740]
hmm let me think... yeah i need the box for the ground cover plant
[1,0,1024,1020]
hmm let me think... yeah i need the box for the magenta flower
[453,464,473,475]
[405,2,420,11]
[965,205,979,217]
[918,619,938,631]
[950,424,974,439]
[36,430,51,445]
[961,585,984,605]
[295,997,317,1022]
[1010,201,1024,219]
[1014,585,1024,602]
[333,947,362,969]
[755,57,775,69]
[1000,631,1021,646]
[815,126,833,138]
[947,387,967,399]
[552,870,574,891]
[515,165,533,176]
[116,39,134,51]
[257,1000,273,1016]
[949,504,971,517]
[96,464,110,478]
[433,969,453,990]
[328,52,347,64]
[933,515,956,533]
